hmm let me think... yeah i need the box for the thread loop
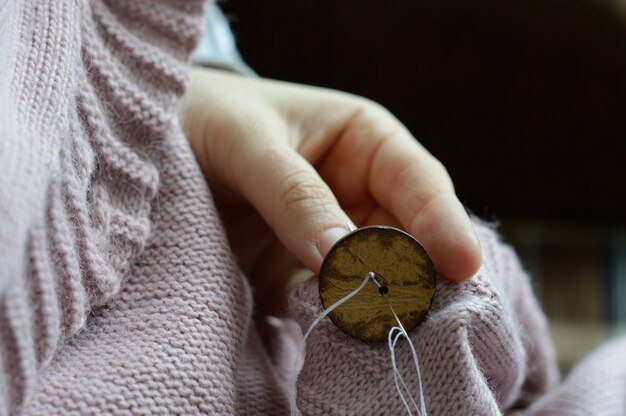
[290,272,427,415]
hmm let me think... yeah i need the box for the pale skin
[180,67,482,315]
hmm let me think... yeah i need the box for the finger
[363,207,403,229]
[233,140,354,274]
[345,204,403,229]
[369,123,482,282]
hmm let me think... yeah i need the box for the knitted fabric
[290,221,558,415]
[1,1,622,415]
[528,335,626,416]
[0,0,207,413]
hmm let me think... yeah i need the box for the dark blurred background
[220,0,626,369]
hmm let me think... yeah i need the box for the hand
[180,67,481,314]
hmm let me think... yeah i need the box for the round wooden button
[319,226,436,342]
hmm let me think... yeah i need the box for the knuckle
[392,158,454,204]
[350,101,404,143]
[351,95,389,117]
[427,158,455,190]
[359,99,396,124]
[426,157,451,179]
[277,171,335,215]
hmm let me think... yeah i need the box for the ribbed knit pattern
[2,1,623,415]
[290,221,558,415]
[0,0,206,413]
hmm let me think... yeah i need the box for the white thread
[389,328,420,414]
[290,272,427,416]
[382,293,427,416]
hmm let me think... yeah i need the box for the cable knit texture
[1,0,623,415]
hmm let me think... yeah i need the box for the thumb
[235,145,353,273]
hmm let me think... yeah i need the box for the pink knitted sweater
[1,1,623,415]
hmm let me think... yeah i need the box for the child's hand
[180,67,481,314]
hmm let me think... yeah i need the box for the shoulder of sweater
[0,1,206,413]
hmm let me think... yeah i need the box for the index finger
[368,113,482,282]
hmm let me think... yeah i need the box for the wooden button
[319,226,436,342]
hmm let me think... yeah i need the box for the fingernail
[317,227,350,259]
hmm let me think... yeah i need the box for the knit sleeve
[288,220,559,415]
[528,335,626,415]
[0,0,205,413]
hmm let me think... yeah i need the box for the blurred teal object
[609,227,626,332]
[192,3,254,75]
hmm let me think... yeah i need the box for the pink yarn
[289,221,558,415]
[1,1,623,415]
